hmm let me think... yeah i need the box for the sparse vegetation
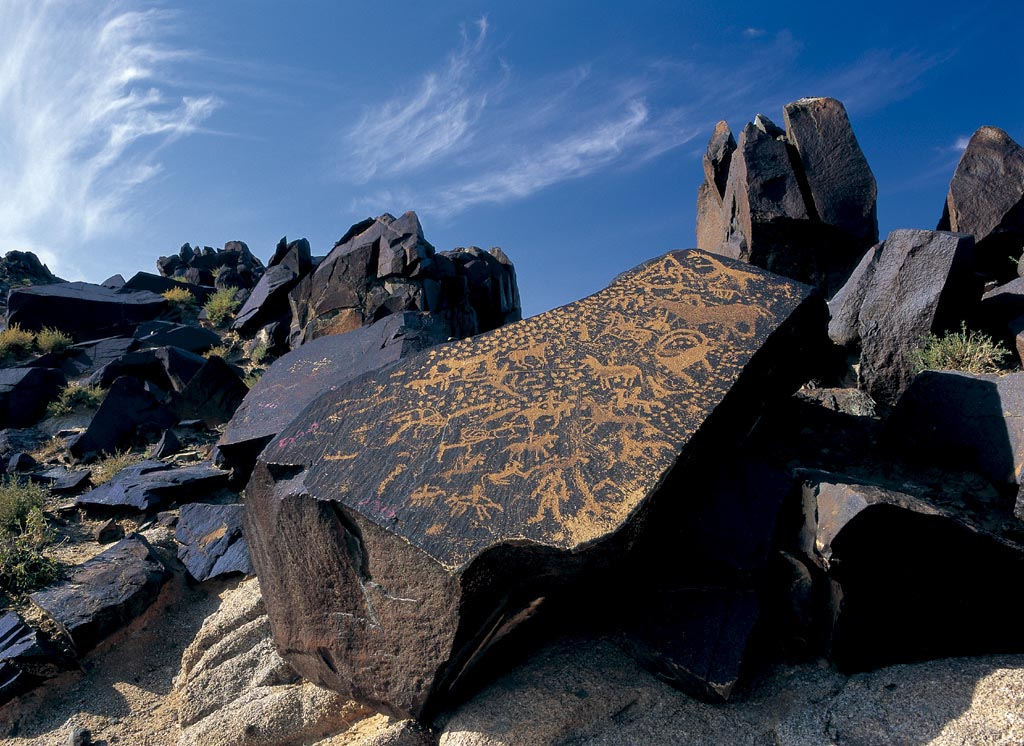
[0,477,59,593]
[162,286,197,307]
[91,450,143,485]
[30,436,67,463]
[0,323,37,361]
[203,287,242,327]
[243,370,264,389]
[250,340,270,364]
[46,382,105,417]
[912,323,1010,375]
[35,326,73,354]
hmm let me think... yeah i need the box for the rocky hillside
[1,98,1024,745]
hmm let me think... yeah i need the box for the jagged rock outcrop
[157,241,265,290]
[287,212,520,346]
[7,282,169,341]
[938,126,1024,282]
[175,503,251,581]
[0,611,72,705]
[231,238,311,335]
[0,251,63,315]
[246,250,826,719]
[696,97,878,295]
[0,367,66,428]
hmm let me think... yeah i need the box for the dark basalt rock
[5,451,36,473]
[27,336,139,379]
[0,367,66,428]
[230,238,311,334]
[33,467,91,494]
[0,611,71,705]
[68,376,176,460]
[158,241,264,289]
[75,460,229,512]
[132,321,221,354]
[172,356,249,428]
[827,229,978,404]
[119,272,210,303]
[938,126,1024,282]
[245,249,826,719]
[0,251,63,315]
[218,312,454,479]
[7,282,167,341]
[101,274,125,289]
[87,346,206,392]
[95,518,124,544]
[798,474,1024,670]
[30,534,170,654]
[175,503,251,581]
[151,429,182,459]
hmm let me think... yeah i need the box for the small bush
[162,286,197,307]
[46,383,105,418]
[91,450,143,485]
[0,324,37,360]
[0,478,58,593]
[243,370,263,389]
[203,287,241,327]
[912,323,1010,375]
[31,436,66,463]
[36,327,73,354]
[250,340,270,364]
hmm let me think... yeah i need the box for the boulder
[0,367,66,428]
[798,474,1024,670]
[173,355,249,428]
[119,272,210,302]
[702,120,736,200]
[67,376,176,459]
[0,251,63,314]
[33,466,91,494]
[101,274,125,289]
[827,229,978,404]
[246,249,826,719]
[231,239,311,334]
[30,534,170,654]
[218,312,453,478]
[175,503,252,581]
[0,611,71,705]
[75,460,229,512]
[6,282,167,341]
[151,428,182,459]
[133,321,221,354]
[87,346,206,392]
[938,126,1024,281]
[27,335,139,379]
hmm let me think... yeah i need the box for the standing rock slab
[176,503,252,581]
[30,534,170,654]
[938,126,1024,281]
[172,355,250,427]
[67,376,176,460]
[246,249,826,719]
[0,367,66,428]
[6,282,167,341]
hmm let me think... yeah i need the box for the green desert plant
[46,382,105,418]
[912,323,1010,375]
[250,340,270,364]
[35,326,73,354]
[0,324,37,360]
[90,450,143,485]
[243,370,264,389]
[203,287,241,327]
[162,285,197,307]
[0,478,58,593]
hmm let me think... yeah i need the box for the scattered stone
[5,451,36,473]
[938,126,1024,281]
[133,321,221,354]
[34,467,92,494]
[173,355,249,427]
[246,249,825,719]
[0,611,71,705]
[68,376,176,460]
[66,725,90,746]
[30,534,170,654]
[0,427,48,460]
[95,518,124,544]
[827,229,978,404]
[87,346,206,392]
[0,367,66,428]
[151,428,182,459]
[7,282,167,341]
[76,460,229,512]
[175,503,251,581]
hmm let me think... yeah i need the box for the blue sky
[0,1,1020,317]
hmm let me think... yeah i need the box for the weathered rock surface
[246,249,825,719]
[133,321,222,354]
[7,282,167,341]
[0,251,63,315]
[68,376,176,459]
[120,272,211,303]
[0,611,71,705]
[0,367,66,428]
[28,335,138,379]
[218,312,454,477]
[30,534,170,654]
[159,241,265,290]
[938,126,1024,281]
[231,239,311,334]
[696,97,878,294]
[827,229,978,404]
[75,460,229,512]
[86,346,206,392]
[176,503,252,581]
[172,356,249,428]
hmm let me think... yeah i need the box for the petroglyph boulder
[246,249,826,719]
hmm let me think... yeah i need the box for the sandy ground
[0,574,240,746]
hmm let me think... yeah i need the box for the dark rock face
[231,238,311,334]
[288,212,521,346]
[28,336,139,379]
[158,241,264,289]
[218,312,455,478]
[75,460,229,512]
[0,611,71,705]
[696,97,878,295]
[938,126,1024,282]
[119,272,210,303]
[246,249,825,719]
[7,282,167,341]
[151,429,182,459]
[87,346,206,392]
[68,376,176,460]
[172,356,249,428]
[798,475,1024,670]
[0,367,66,428]
[175,503,251,581]
[30,534,170,654]
[133,321,221,354]
[827,229,978,404]
[0,251,63,315]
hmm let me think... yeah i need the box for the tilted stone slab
[175,503,251,581]
[76,460,229,512]
[7,282,167,341]
[246,249,825,719]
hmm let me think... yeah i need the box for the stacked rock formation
[696,97,878,295]
[157,240,265,290]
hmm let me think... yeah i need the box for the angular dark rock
[218,312,455,478]
[7,282,167,341]
[68,377,176,460]
[175,503,251,581]
[938,126,1024,281]
[172,356,249,428]
[151,429,182,459]
[6,452,36,473]
[0,611,71,705]
[75,460,229,512]
[702,121,736,200]
[230,265,302,335]
[0,367,66,428]
[828,229,978,404]
[119,272,210,303]
[30,534,170,654]
[0,428,48,460]
[34,467,91,494]
[0,251,63,315]
[28,336,139,379]
[101,274,125,289]
[798,474,1024,670]
[132,321,221,354]
[246,249,826,719]
[95,518,124,544]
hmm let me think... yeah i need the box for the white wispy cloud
[0,1,218,275]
